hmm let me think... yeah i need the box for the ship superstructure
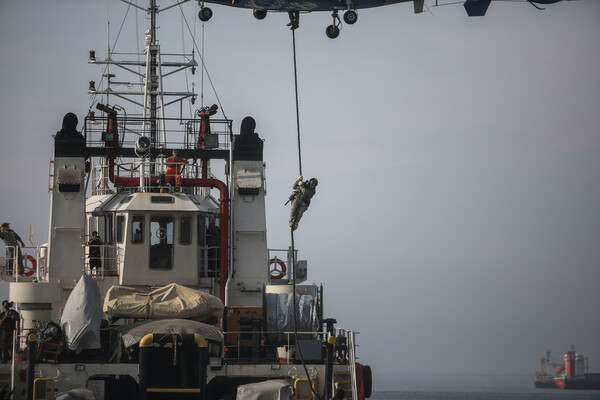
[534,349,558,389]
[553,347,600,390]
[0,1,371,399]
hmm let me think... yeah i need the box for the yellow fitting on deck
[139,333,155,347]
[194,333,207,348]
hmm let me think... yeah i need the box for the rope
[292,29,302,177]
[172,332,178,366]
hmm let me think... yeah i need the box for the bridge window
[197,215,205,246]
[180,216,191,245]
[116,215,125,244]
[132,215,144,244]
[105,214,114,244]
[151,196,174,204]
[149,215,173,270]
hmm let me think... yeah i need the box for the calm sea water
[371,390,600,400]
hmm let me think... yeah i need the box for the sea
[371,390,600,400]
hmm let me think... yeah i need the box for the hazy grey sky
[1,0,599,388]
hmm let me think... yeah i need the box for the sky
[1,0,599,389]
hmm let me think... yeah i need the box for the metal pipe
[26,333,36,400]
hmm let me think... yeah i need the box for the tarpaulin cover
[61,275,103,353]
[118,318,223,348]
[236,379,293,400]
[55,388,95,400]
[103,283,224,320]
[265,293,319,333]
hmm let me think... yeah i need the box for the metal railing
[223,330,325,365]
[84,115,232,152]
[83,244,120,277]
[3,245,48,282]
[267,248,298,282]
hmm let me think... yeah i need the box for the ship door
[149,215,174,270]
[139,333,208,400]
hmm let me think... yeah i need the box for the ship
[534,349,558,389]
[554,347,600,390]
[0,1,372,399]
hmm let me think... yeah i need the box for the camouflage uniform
[0,223,25,275]
[289,176,318,231]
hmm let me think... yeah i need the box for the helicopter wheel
[198,7,213,22]
[344,10,357,25]
[253,9,267,20]
[326,25,340,39]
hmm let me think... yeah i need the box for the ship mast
[144,0,161,172]
[89,0,198,174]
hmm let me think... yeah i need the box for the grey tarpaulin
[55,388,95,400]
[61,275,103,353]
[265,293,319,333]
[236,379,293,400]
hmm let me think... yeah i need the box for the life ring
[269,258,286,279]
[21,254,36,277]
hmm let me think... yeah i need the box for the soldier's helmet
[309,178,318,187]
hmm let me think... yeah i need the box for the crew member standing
[206,221,220,276]
[0,222,25,275]
[165,149,188,186]
[0,301,19,362]
[88,231,103,274]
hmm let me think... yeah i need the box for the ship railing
[222,330,326,365]
[90,164,113,196]
[83,243,120,277]
[199,244,220,278]
[98,158,223,194]
[347,330,358,400]
[329,327,360,400]
[267,248,298,282]
[83,114,232,153]
[2,245,48,282]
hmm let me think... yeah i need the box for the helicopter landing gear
[326,10,342,39]
[198,7,212,22]
[253,9,267,20]
[343,10,357,24]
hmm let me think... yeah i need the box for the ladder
[332,331,359,400]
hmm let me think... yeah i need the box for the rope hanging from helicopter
[291,24,303,177]
[287,13,323,400]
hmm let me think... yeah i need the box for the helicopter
[195,0,569,38]
[463,0,567,16]
[196,0,425,39]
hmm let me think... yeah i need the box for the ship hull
[555,376,600,390]
[534,379,558,389]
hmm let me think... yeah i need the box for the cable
[289,28,320,394]
[292,29,303,177]
[290,228,322,400]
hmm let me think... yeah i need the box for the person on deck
[0,222,25,275]
[288,176,318,231]
[206,221,220,276]
[165,149,188,186]
[88,231,103,274]
[0,301,19,362]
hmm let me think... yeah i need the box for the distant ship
[553,347,600,390]
[534,349,558,389]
